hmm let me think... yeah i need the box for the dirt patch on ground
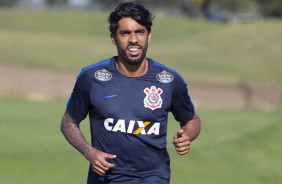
[0,64,75,101]
[0,64,281,111]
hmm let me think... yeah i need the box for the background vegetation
[1,0,282,18]
[0,10,281,86]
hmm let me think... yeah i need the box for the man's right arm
[60,110,116,175]
[60,110,93,159]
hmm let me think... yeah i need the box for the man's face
[111,17,152,66]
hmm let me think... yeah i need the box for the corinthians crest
[144,86,163,110]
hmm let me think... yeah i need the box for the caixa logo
[104,118,160,135]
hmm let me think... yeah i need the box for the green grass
[0,9,281,86]
[0,8,281,184]
[0,98,89,184]
[0,98,281,184]
[169,109,282,184]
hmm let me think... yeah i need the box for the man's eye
[136,31,144,34]
[121,32,130,35]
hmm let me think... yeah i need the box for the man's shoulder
[76,58,112,79]
[81,58,112,73]
[150,59,185,83]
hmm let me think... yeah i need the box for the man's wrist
[83,146,96,160]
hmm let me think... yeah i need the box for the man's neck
[115,57,148,77]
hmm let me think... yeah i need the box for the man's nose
[129,33,138,43]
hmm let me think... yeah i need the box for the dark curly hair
[108,2,154,35]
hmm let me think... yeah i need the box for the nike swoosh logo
[103,95,118,99]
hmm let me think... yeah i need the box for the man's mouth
[127,46,141,56]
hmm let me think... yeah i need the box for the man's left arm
[173,113,201,155]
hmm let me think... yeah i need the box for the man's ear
[148,32,152,43]
[111,34,116,45]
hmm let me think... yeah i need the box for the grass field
[0,9,281,86]
[0,9,281,184]
[0,98,281,184]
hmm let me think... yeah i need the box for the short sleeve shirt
[67,57,195,183]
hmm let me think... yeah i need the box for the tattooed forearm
[60,111,94,159]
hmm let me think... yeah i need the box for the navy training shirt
[67,57,195,184]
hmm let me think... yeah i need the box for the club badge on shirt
[144,86,163,110]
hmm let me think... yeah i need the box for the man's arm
[60,110,116,175]
[173,113,201,155]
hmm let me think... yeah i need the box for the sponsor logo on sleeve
[94,69,112,81]
[156,70,174,83]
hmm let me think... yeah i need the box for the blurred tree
[182,0,213,18]
[202,0,211,18]
[94,0,189,9]
[45,0,67,7]
[200,0,263,23]
[256,0,282,17]
[0,0,18,7]
[211,0,257,12]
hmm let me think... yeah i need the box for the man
[61,2,201,184]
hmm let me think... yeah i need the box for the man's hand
[85,148,117,176]
[173,129,191,155]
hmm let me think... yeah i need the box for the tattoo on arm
[60,111,93,159]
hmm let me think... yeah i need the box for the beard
[117,42,149,66]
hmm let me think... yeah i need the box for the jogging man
[61,2,201,183]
